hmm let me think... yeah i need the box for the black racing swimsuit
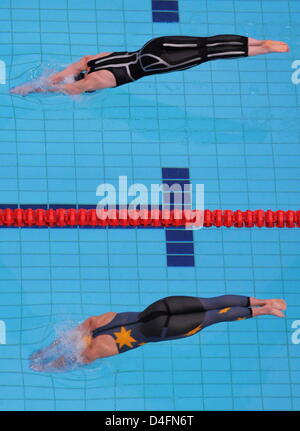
[91,295,252,354]
[86,35,248,87]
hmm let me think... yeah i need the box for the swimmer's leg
[198,294,250,310]
[164,295,254,334]
[200,305,252,329]
[193,295,286,321]
[200,34,249,60]
[138,295,252,338]
[200,35,289,60]
[140,35,250,70]
[138,295,253,325]
[195,295,286,314]
[138,295,286,340]
[140,294,252,314]
[201,300,285,330]
[186,294,286,331]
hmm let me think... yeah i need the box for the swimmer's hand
[9,84,40,96]
[10,82,53,96]
[29,351,41,361]
[30,356,79,373]
[29,338,62,361]
[29,361,45,372]
[9,82,81,96]
[29,349,45,361]
[11,76,99,96]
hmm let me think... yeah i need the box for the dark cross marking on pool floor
[162,168,195,267]
[152,0,179,22]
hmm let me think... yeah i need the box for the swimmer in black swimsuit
[11,35,289,96]
[29,294,286,372]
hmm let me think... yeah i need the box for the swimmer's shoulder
[86,69,117,89]
[75,53,113,72]
[85,52,112,63]
[89,312,117,330]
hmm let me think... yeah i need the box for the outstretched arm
[10,52,111,96]
[11,74,105,96]
[48,56,90,84]
[29,317,95,363]
[29,337,62,361]
[48,52,111,84]
[48,55,90,84]
[9,57,89,96]
[29,313,118,371]
[45,74,106,94]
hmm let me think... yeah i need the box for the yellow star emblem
[236,317,246,321]
[218,307,231,314]
[113,326,137,349]
[185,325,202,336]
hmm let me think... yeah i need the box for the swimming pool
[0,0,300,411]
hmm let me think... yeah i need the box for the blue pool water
[0,0,300,411]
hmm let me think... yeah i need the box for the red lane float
[0,208,299,228]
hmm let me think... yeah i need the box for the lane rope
[0,208,299,228]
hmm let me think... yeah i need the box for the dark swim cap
[74,72,95,93]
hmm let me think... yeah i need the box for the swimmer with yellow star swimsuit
[29,295,286,372]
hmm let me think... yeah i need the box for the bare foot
[252,304,285,318]
[263,305,285,318]
[264,40,290,53]
[265,299,287,311]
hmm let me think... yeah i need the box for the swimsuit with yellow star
[90,295,252,354]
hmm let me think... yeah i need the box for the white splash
[29,320,88,373]
[9,63,78,97]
